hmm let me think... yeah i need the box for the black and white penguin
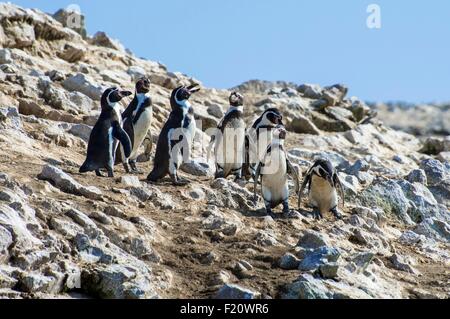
[80,87,133,177]
[253,125,300,216]
[298,159,345,219]
[244,108,284,180]
[146,84,200,186]
[207,92,246,180]
[116,77,152,173]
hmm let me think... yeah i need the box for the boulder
[287,114,321,135]
[90,31,125,52]
[279,253,300,270]
[0,49,13,64]
[297,230,329,249]
[215,284,260,299]
[406,169,428,185]
[63,73,104,100]
[420,158,449,186]
[58,43,86,63]
[53,8,87,38]
[38,165,102,200]
[298,246,340,271]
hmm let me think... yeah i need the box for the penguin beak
[119,90,133,98]
[187,84,201,94]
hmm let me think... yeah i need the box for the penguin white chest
[130,108,153,159]
[261,149,289,204]
[309,175,338,213]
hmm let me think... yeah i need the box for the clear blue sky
[10,0,450,103]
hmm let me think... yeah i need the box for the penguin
[298,159,345,219]
[80,87,133,177]
[146,84,200,186]
[116,77,152,173]
[244,108,284,180]
[207,92,246,180]
[253,125,300,216]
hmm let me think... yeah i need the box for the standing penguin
[146,84,200,185]
[116,77,152,173]
[298,159,345,219]
[207,92,246,180]
[244,108,284,180]
[80,88,133,177]
[253,125,300,216]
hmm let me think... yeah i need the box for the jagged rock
[0,226,13,262]
[127,66,147,81]
[20,273,58,293]
[215,284,260,299]
[38,165,102,200]
[181,160,211,176]
[90,31,125,52]
[310,110,355,132]
[68,123,92,142]
[53,8,87,38]
[406,169,428,185]
[0,106,21,130]
[287,114,321,135]
[297,230,329,249]
[207,104,223,118]
[350,252,375,273]
[414,218,450,242]
[419,137,447,155]
[209,270,231,286]
[298,83,323,99]
[202,207,241,236]
[399,231,425,246]
[389,254,419,274]
[420,158,449,186]
[58,43,85,63]
[63,73,104,100]
[429,180,450,207]
[81,263,158,299]
[282,274,330,299]
[0,49,13,64]
[345,159,370,176]
[45,70,65,82]
[120,176,141,188]
[322,84,348,106]
[318,262,339,279]
[298,246,340,271]
[279,253,300,270]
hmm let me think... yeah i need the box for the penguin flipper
[286,157,300,195]
[333,172,345,209]
[112,122,132,158]
[298,172,312,210]
[253,162,262,207]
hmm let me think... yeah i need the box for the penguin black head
[263,108,284,126]
[171,84,200,110]
[312,159,334,185]
[101,87,133,109]
[229,92,244,107]
[136,77,150,94]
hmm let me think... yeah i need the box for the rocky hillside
[0,3,448,299]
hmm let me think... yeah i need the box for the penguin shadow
[242,206,312,221]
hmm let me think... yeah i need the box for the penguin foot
[282,200,290,214]
[312,208,323,220]
[107,170,114,178]
[130,162,141,174]
[331,207,343,220]
[95,169,103,177]
[170,174,190,186]
[123,163,131,174]
[214,171,225,179]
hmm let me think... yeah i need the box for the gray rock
[215,284,260,299]
[209,270,231,286]
[429,180,450,207]
[181,160,211,176]
[298,246,340,271]
[68,123,92,142]
[399,231,425,246]
[298,83,323,99]
[63,73,104,100]
[0,49,12,64]
[389,254,419,274]
[127,66,147,82]
[58,43,85,63]
[0,225,12,262]
[318,262,339,279]
[13,250,52,270]
[282,274,330,299]
[351,252,375,272]
[207,104,224,118]
[297,230,329,249]
[20,273,58,293]
[287,114,321,135]
[90,31,125,52]
[345,159,370,176]
[420,158,449,186]
[279,253,300,270]
[53,8,87,38]
[414,218,450,242]
[81,264,158,299]
[406,169,428,185]
[120,176,141,188]
[38,165,102,200]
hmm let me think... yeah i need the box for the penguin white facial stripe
[106,88,119,107]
